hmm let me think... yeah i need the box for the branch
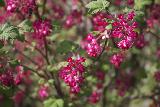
[43,37,64,98]
[43,38,50,65]
[22,64,46,79]
[25,40,46,59]
[148,31,160,39]
[42,0,47,15]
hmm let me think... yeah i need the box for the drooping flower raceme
[52,4,64,19]
[88,70,105,104]
[33,19,52,39]
[112,11,138,49]
[59,56,85,94]
[5,0,36,17]
[92,12,108,32]
[135,34,146,49]
[38,85,49,100]
[88,91,102,104]
[154,71,160,82]
[19,0,36,16]
[110,53,124,68]
[0,70,14,87]
[5,0,19,12]
[12,90,25,105]
[64,9,82,28]
[81,33,102,57]
[115,74,133,96]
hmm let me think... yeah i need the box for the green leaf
[18,19,32,33]
[0,0,5,7]
[56,40,78,54]
[105,24,112,30]
[86,0,110,14]
[55,99,64,107]
[44,98,55,107]
[44,98,64,107]
[83,58,92,67]
[8,59,20,67]
[48,79,54,84]
[0,48,8,55]
[0,23,23,41]
[135,69,147,81]
[134,0,152,10]
[47,62,68,72]
[0,42,3,49]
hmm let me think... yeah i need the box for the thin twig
[16,49,39,66]
[96,38,108,60]
[42,0,47,15]
[43,38,50,65]
[22,64,46,79]
[25,40,46,59]
[149,31,160,39]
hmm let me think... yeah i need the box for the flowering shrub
[0,0,160,107]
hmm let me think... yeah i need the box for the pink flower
[13,91,25,105]
[0,70,14,87]
[147,19,154,28]
[5,0,19,12]
[81,34,102,57]
[115,74,133,96]
[5,0,36,17]
[135,35,146,49]
[88,91,101,104]
[114,0,122,6]
[96,70,105,81]
[52,4,64,19]
[33,19,52,39]
[64,9,82,28]
[20,0,36,17]
[59,56,85,94]
[38,86,49,100]
[154,71,160,82]
[127,0,134,5]
[92,12,108,31]
[14,66,25,85]
[156,47,160,58]
[110,53,124,68]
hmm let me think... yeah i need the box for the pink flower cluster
[5,0,36,16]
[110,53,124,68]
[0,70,14,87]
[92,12,108,32]
[147,4,160,27]
[115,74,133,96]
[13,90,25,105]
[52,4,64,19]
[38,85,49,100]
[88,91,102,104]
[154,71,160,82]
[64,9,82,28]
[156,47,160,58]
[33,19,52,39]
[135,35,146,49]
[81,34,102,57]
[0,66,32,87]
[112,11,138,49]
[88,71,105,104]
[5,0,19,12]
[59,56,85,94]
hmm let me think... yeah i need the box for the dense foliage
[0,0,160,107]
